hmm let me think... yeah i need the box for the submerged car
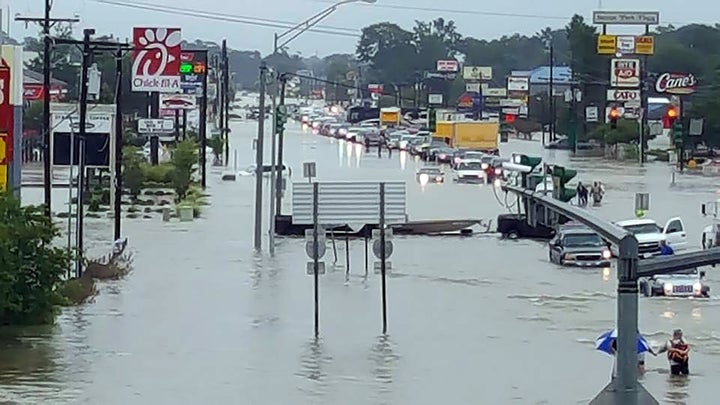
[416,167,445,184]
[548,225,612,267]
[639,268,710,298]
[454,159,485,182]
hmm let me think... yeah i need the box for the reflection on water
[354,143,363,167]
[296,338,332,399]
[369,334,399,402]
[602,267,611,282]
[346,141,353,168]
[399,151,407,170]
[664,375,690,404]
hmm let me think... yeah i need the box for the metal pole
[76,28,93,279]
[380,182,388,334]
[268,85,278,256]
[639,25,650,166]
[549,43,555,142]
[222,40,229,165]
[364,236,368,277]
[312,182,320,338]
[253,62,267,251]
[345,233,350,279]
[67,117,75,278]
[174,110,180,141]
[200,50,208,189]
[42,0,52,217]
[615,238,640,394]
[275,76,287,216]
[114,47,123,241]
[182,110,187,140]
[76,136,86,278]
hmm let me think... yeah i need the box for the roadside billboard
[610,59,641,88]
[462,66,492,80]
[436,60,459,72]
[159,94,197,110]
[180,51,207,95]
[655,73,697,95]
[606,89,641,102]
[132,27,182,92]
[507,76,529,92]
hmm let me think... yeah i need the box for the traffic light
[275,104,287,134]
[504,113,517,123]
[551,165,577,203]
[666,106,682,146]
[512,154,542,171]
[428,107,437,132]
[608,106,620,129]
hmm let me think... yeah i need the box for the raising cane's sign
[655,73,697,95]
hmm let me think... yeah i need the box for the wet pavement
[3,118,720,404]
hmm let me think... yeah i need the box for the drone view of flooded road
[2,118,719,405]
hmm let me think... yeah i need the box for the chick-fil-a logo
[132,27,182,92]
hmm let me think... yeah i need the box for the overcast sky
[4,0,716,56]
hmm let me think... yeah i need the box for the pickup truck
[613,218,687,257]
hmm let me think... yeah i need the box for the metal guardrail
[638,248,720,277]
[503,184,629,243]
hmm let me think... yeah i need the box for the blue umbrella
[595,329,651,355]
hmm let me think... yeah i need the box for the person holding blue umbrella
[596,329,655,376]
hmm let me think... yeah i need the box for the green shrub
[143,163,174,184]
[0,193,73,324]
[122,146,146,197]
[171,140,199,201]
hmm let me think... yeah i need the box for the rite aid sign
[606,89,641,102]
[655,73,697,95]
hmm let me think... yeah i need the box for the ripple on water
[295,338,332,398]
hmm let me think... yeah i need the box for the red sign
[0,65,13,164]
[655,73,697,95]
[368,84,383,94]
[131,27,182,92]
[23,84,44,101]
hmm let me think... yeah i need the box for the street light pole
[265,0,377,249]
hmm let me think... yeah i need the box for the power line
[87,0,361,38]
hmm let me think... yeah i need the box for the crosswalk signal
[608,107,620,129]
[275,105,288,134]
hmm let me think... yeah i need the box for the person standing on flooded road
[656,329,690,376]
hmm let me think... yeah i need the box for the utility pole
[549,42,556,142]
[221,39,229,165]
[254,62,268,250]
[198,50,209,189]
[275,75,288,217]
[15,9,79,218]
[76,28,93,278]
[113,47,123,241]
[639,25,651,166]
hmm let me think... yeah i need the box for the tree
[24,23,81,99]
[170,140,199,201]
[122,146,145,197]
[357,22,417,84]
[566,15,604,82]
[0,194,72,325]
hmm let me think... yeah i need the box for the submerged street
[3,117,720,404]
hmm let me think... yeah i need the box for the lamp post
[256,0,377,252]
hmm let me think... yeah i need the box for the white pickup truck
[614,218,687,258]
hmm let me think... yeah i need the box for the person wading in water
[656,329,690,376]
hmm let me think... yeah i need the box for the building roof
[529,66,573,85]
[23,69,68,86]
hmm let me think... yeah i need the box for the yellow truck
[434,121,500,153]
[380,107,401,127]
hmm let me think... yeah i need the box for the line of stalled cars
[308,115,508,185]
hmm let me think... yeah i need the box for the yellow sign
[635,36,655,55]
[597,35,617,55]
[0,164,6,192]
[0,133,6,164]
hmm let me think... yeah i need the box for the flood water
[3,118,720,404]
